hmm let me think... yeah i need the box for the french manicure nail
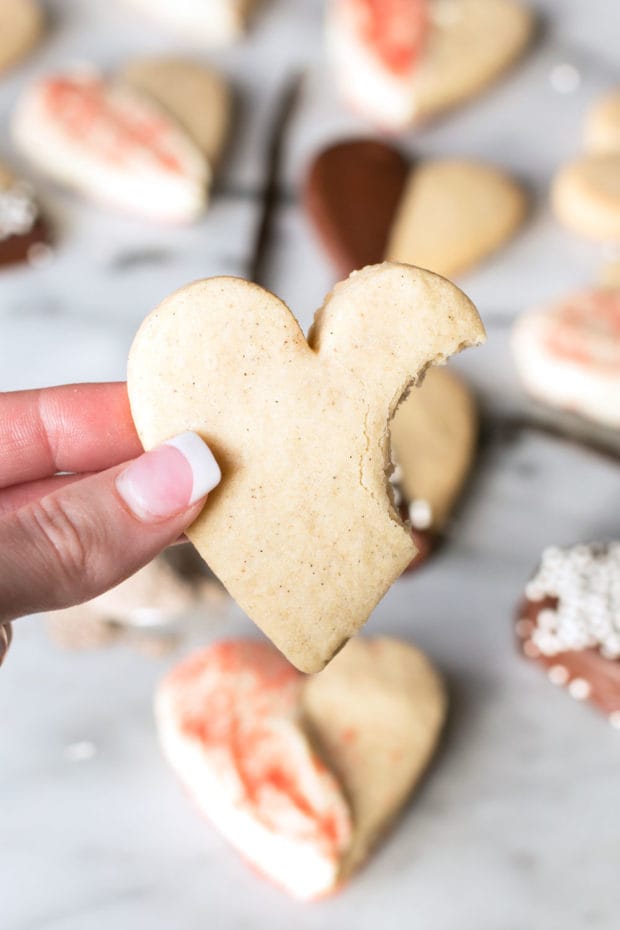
[116,431,221,522]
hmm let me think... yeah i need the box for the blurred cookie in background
[512,286,620,429]
[45,546,226,657]
[584,87,620,156]
[327,0,534,131]
[120,58,232,168]
[516,542,620,728]
[0,160,50,269]
[121,0,257,46]
[304,139,528,279]
[156,636,446,899]
[0,0,43,77]
[391,366,479,571]
[11,67,232,223]
[385,158,527,278]
[553,88,620,241]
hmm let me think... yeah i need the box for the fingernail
[116,431,221,522]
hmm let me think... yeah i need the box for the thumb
[0,431,221,623]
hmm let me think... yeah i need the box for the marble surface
[1,1,620,928]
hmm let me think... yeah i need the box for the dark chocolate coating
[516,596,620,717]
[0,217,49,268]
[303,139,409,276]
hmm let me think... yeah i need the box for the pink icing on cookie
[160,641,351,877]
[42,76,184,174]
[342,0,427,75]
[543,289,620,371]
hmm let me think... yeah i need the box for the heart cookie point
[128,265,484,672]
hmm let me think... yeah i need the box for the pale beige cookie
[585,89,620,155]
[329,0,533,130]
[552,155,620,241]
[411,0,534,122]
[123,0,255,46]
[121,58,231,167]
[302,636,446,878]
[0,0,42,76]
[386,160,527,278]
[128,263,485,672]
[390,366,477,532]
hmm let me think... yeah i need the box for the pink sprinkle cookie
[328,0,534,131]
[156,640,352,900]
[512,287,620,428]
[12,72,208,223]
[156,636,446,898]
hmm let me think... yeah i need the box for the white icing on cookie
[527,542,620,658]
[0,181,38,241]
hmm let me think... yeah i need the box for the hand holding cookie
[0,383,221,643]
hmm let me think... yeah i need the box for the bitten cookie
[0,161,49,268]
[123,0,256,45]
[328,0,534,131]
[12,71,209,223]
[121,58,231,167]
[156,636,446,898]
[128,264,485,672]
[0,0,42,76]
[512,287,620,429]
[391,365,478,550]
[516,542,620,727]
[304,139,527,279]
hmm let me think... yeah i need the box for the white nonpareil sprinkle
[408,498,433,530]
[0,182,38,241]
[528,542,620,658]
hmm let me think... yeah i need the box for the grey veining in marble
[1,1,620,929]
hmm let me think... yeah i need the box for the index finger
[0,382,143,489]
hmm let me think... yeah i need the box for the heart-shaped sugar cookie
[512,287,620,428]
[128,264,485,672]
[329,0,534,130]
[12,71,209,223]
[305,140,527,279]
[157,637,446,898]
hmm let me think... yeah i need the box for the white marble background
[1,1,620,928]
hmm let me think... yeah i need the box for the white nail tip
[164,431,221,504]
